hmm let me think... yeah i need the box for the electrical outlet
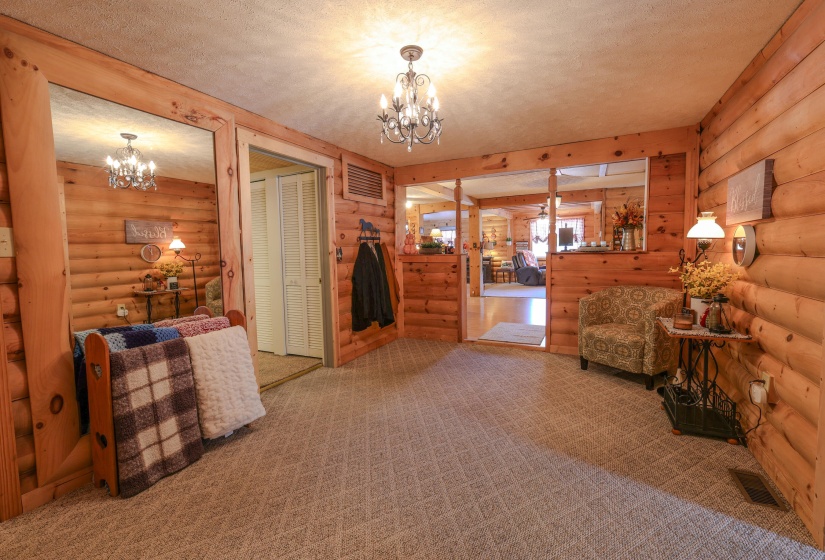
[760,371,777,404]
[117,304,128,317]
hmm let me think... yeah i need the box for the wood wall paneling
[60,162,220,330]
[696,0,825,545]
[400,255,463,342]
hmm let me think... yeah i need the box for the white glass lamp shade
[555,194,562,208]
[169,238,186,253]
[483,242,494,251]
[429,227,443,238]
[687,212,725,239]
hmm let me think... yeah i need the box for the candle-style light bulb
[149,161,156,173]
[106,155,113,167]
[433,97,440,112]
[380,94,388,110]
[393,82,402,99]
[427,83,436,99]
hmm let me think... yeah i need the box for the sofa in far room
[513,250,546,286]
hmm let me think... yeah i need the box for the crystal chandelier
[105,133,157,190]
[378,45,443,152]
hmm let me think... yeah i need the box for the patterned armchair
[205,277,223,317]
[578,286,683,390]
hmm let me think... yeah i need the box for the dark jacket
[352,242,395,332]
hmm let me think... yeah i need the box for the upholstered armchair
[578,286,683,390]
[513,250,546,286]
[205,277,223,317]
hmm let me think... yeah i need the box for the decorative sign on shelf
[726,159,773,225]
[124,220,174,244]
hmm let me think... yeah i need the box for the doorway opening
[246,147,327,388]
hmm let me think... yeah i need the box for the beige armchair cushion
[579,286,682,377]
[205,277,223,317]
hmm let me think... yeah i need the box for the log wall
[60,162,220,330]
[547,154,687,354]
[400,255,465,342]
[697,0,825,542]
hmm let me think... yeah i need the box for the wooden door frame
[236,127,339,368]
[0,25,243,514]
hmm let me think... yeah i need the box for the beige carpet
[257,352,322,389]
[479,322,546,345]
[1,339,820,559]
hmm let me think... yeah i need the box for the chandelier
[105,133,157,190]
[378,45,443,152]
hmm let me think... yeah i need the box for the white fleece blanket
[184,326,265,439]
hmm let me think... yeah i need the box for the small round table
[494,268,514,283]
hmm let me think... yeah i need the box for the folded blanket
[175,317,230,338]
[103,327,179,353]
[153,315,211,328]
[184,326,265,439]
[72,324,156,433]
[110,338,203,498]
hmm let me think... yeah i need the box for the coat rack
[357,218,381,242]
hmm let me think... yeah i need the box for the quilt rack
[85,308,247,496]
[357,217,381,243]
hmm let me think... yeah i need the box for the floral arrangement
[669,261,739,300]
[156,261,184,278]
[420,241,444,249]
[612,200,644,228]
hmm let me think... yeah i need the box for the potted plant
[157,261,184,290]
[505,237,512,246]
[611,200,644,251]
[670,261,739,325]
[419,241,444,255]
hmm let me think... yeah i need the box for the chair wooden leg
[580,356,588,370]
[645,375,655,391]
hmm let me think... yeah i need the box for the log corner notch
[0,33,81,489]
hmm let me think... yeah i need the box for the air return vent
[342,155,386,207]
[729,469,787,510]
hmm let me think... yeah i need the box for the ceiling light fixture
[378,45,443,152]
[105,133,157,191]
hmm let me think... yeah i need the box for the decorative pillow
[109,338,203,498]
[520,250,539,268]
[184,326,265,439]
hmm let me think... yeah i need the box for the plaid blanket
[72,324,156,432]
[154,315,211,328]
[175,317,231,338]
[110,338,203,498]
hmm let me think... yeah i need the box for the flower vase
[621,227,637,251]
[690,297,709,326]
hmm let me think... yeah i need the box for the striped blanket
[110,338,203,497]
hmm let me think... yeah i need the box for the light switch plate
[0,227,14,258]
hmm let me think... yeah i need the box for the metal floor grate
[729,469,787,511]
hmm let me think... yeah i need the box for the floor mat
[478,322,546,345]
[258,352,322,389]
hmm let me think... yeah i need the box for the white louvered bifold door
[250,183,274,352]
[279,172,324,358]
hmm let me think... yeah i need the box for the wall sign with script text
[726,159,773,225]
[124,220,174,244]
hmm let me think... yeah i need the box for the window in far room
[556,217,584,251]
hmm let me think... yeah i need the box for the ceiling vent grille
[343,156,387,207]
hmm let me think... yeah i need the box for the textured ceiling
[50,85,216,183]
[5,1,800,167]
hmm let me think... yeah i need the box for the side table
[134,288,191,323]
[494,268,514,283]
[656,317,752,445]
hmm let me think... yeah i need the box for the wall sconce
[678,212,725,266]
[170,237,203,308]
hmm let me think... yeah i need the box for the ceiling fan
[523,205,549,221]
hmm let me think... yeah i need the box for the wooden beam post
[454,179,467,341]
[0,38,79,486]
[468,205,483,297]
[812,317,825,548]
[546,168,557,352]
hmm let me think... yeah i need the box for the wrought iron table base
[662,338,744,445]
